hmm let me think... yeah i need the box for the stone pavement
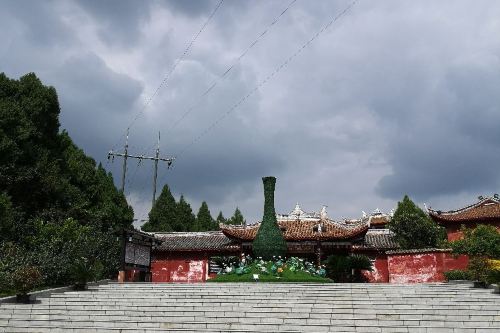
[0,282,499,332]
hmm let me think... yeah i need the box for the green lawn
[208,269,332,283]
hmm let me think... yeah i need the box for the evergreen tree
[252,177,287,259]
[194,201,216,231]
[0,72,133,233]
[215,211,227,226]
[229,207,245,225]
[142,184,177,232]
[388,195,445,249]
[0,72,133,291]
[176,195,196,232]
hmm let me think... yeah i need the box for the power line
[175,1,357,158]
[110,0,225,151]
[164,0,298,138]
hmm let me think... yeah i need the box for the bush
[325,255,373,282]
[450,225,500,258]
[487,269,500,285]
[444,269,472,281]
[12,266,42,295]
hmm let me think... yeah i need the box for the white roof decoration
[290,203,305,216]
[372,208,382,215]
[320,205,328,220]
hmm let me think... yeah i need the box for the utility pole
[108,131,175,203]
[152,132,160,206]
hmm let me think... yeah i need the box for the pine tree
[252,177,287,259]
[215,211,227,226]
[142,184,177,232]
[388,195,446,249]
[194,201,216,231]
[176,195,196,232]
[229,207,245,225]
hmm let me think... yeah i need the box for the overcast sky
[2,0,500,227]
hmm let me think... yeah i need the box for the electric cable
[175,1,357,159]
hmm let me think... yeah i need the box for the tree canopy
[228,207,246,225]
[0,72,133,292]
[388,195,445,249]
[194,201,217,231]
[142,185,178,232]
[450,225,500,258]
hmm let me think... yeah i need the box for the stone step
[4,303,498,312]
[1,318,499,332]
[1,311,499,322]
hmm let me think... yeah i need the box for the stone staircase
[1,282,499,332]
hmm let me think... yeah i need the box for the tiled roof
[352,229,399,250]
[153,231,240,252]
[369,215,390,226]
[386,248,452,255]
[428,197,500,224]
[220,219,369,241]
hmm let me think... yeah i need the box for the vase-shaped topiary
[252,177,287,260]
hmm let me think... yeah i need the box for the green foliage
[449,224,500,258]
[468,256,490,283]
[325,255,373,282]
[388,195,446,249]
[194,201,217,231]
[0,73,130,293]
[487,269,500,285]
[0,73,133,232]
[176,195,196,231]
[228,207,245,225]
[252,177,287,260]
[215,211,227,225]
[443,269,472,281]
[142,185,177,232]
[0,193,16,241]
[12,266,42,295]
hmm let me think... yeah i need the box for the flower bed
[208,256,332,283]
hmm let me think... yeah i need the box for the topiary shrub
[252,177,287,260]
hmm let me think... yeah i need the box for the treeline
[0,73,133,293]
[141,184,245,232]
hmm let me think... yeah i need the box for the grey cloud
[3,0,500,224]
[74,0,151,47]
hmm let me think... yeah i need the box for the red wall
[445,221,500,241]
[387,251,468,283]
[361,254,389,283]
[151,253,208,283]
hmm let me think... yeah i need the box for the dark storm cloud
[53,53,143,158]
[1,0,72,47]
[74,0,152,46]
[2,0,500,223]
[374,36,500,201]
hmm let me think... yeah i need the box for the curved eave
[219,221,369,242]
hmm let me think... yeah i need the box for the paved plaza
[1,282,499,332]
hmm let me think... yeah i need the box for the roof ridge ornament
[320,205,328,220]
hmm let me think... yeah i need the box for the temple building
[428,195,500,241]
[146,194,500,283]
[149,204,398,282]
[220,204,369,264]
